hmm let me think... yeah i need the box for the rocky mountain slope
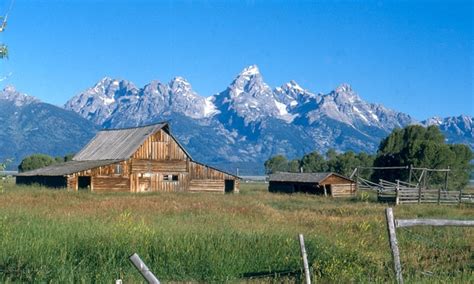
[0,87,98,169]
[423,115,474,148]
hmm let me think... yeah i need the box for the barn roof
[268,172,354,184]
[73,123,166,161]
[73,122,191,161]
[16,160,122,176]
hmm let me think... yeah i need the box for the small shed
[268,172,356,197]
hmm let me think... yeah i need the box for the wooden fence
[354,174,473,205]
[375,179,473,205]
[351,166,474,205]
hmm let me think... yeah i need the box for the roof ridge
[99,121,169,131]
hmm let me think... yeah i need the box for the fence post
[298,234,311,284]
[385,208,403,284]
[437,186,441,205]
[417,170,424,204]
[395,180,400,205]
[355,168,359,193]
[444,167,449,191]
[407,164,412,185]
[129,253,160,284]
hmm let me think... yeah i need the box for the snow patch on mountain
[0,86,40,106]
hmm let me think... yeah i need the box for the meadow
[0,180,472,283]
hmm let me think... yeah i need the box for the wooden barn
[16,123,239,193]
[268,172,356,197]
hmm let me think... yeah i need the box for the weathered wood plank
[396,219,474,228]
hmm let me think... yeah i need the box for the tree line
[264,150,374,178]
[18,154,74,173]
[265,125,473,189]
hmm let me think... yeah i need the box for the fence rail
[376,188,472,205]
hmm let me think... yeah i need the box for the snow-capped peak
[169,76,196,98]
[240,65,260,77]
[331,83,361,104]
[424,116,443,126]
[171,76,191,85]
[0,85,40,106]
[91,77,124,94]
[335,83,353,93]
[95,76,115,87]
[274,80,316,108]
[286,80,304,92]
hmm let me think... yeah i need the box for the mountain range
[1,65,473,173]
[0,86,97,168]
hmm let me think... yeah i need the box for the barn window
[115,164,122,175]
[163,174,178,181]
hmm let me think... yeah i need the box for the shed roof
[268,172,354,184]
[16,160,122,176]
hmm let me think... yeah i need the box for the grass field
[0,179,472,283]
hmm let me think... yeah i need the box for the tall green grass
[0,182,472,282]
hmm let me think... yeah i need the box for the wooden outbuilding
[268,172,356,197]
[16,123,239,193]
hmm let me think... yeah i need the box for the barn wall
[93,177,129,192]
[330,183,356,197]
[130,172,189,193]
[67,175,77,190]
[321,175,356,197]
[131,159,188,173]
[188,161,239,193]
[132,129,187,160]
[68,161,131,192]
[188,179,224,192]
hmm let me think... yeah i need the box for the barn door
[224,180,235,193]
[78,176,91,190]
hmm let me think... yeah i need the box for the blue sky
[0,0,472,120]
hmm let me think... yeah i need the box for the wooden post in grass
[298,234,311,284]
[395,180,400,205]
[444,167,449,191]
[417,170,423,204]
[437,186,441,205]
[407,164,412,185]
[129,253,160,284]
[385,208,403,284]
